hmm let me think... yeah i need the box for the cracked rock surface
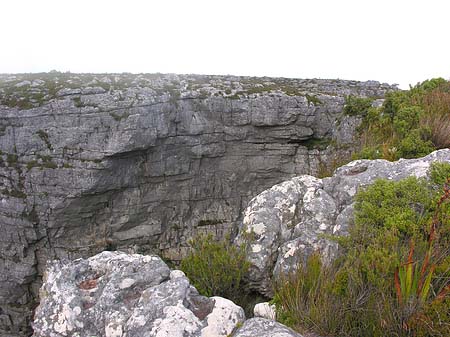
[0,73,396,335]
[236,149,450,295]
[32,251,246,337]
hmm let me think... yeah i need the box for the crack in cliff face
[0,73,397,336]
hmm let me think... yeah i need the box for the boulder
[253,302,276,320]
[232,317,303,337]
[236,149,450,295]
[32,251,245,337]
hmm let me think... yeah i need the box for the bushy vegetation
[344,95,374,116]
[274,163,450,337]
[180,234,258,313]
[354,78,450,161]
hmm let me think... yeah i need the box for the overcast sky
[1,0,449,88]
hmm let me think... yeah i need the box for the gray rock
[332,115,362,145]
[236,149,450,295]
[32,251,245,337]
[253,302,276,320]
[232,317,303,337]
[0,73,396,335]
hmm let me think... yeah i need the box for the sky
[0,0,449,89]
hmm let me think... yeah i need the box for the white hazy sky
[1,0,449,88]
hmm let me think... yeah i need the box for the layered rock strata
[0,73,395,335]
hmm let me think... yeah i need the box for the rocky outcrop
[236,149,450,295]
[32,251,246,337]
[0,73,396,335]
[253,302,276,320]
[232,318,303,337]
[32,250,304,337]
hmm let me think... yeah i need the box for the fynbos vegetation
[354,78,450,161]
[273,162,450,337]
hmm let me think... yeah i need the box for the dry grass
[421,113,450,149]
[415,82,450,149]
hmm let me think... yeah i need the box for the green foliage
[109,111,130,122]
[343,95,373,116]
[26,160,39,170]
[2,188,27,199]
[180,234,250,307]
[392,106,422,137]
[274,253,375,336]
[354,78,450,161]
[197,219,223,227]
[412,297,450,336]
[73,96,84,108]
[274,174,450,337]
[354,177,431,236]
[300,137,332,150]
[6,153,18,166]
[36,154,57,169]
[430,162,450,186]
[36,130,53,150]
[316,154,350,179]
[305,94,322,106]
[397,129,435,159]
[395,242,434,307]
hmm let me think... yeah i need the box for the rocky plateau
[0,73,396,336]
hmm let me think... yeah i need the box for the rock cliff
[0,73,395,336]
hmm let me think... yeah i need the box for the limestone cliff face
[0,73,395,336]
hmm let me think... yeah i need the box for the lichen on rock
[32,251,246,337]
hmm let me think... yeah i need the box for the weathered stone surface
[232,317,303,337]
[236,149,450,295]
[253,302,276,320]
[32,251,245,337]
[0,73,396,335]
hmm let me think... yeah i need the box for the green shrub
[344,96,373,116]
[354,177,431,236]
[274,173,450,337]
[353,78,450,161]
[412,297,450,336]
[397,129,435,159]
[392,106,422,137]
[180,234,251,308]
[430,162,450,186]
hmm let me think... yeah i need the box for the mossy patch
[2,188,27,199]
[110,111,130,122]
[197,219,224,227]
[298,137,332,150]
[36,130,52,150]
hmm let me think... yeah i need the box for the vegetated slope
[352,78,450,160]
[274,162,450,337]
